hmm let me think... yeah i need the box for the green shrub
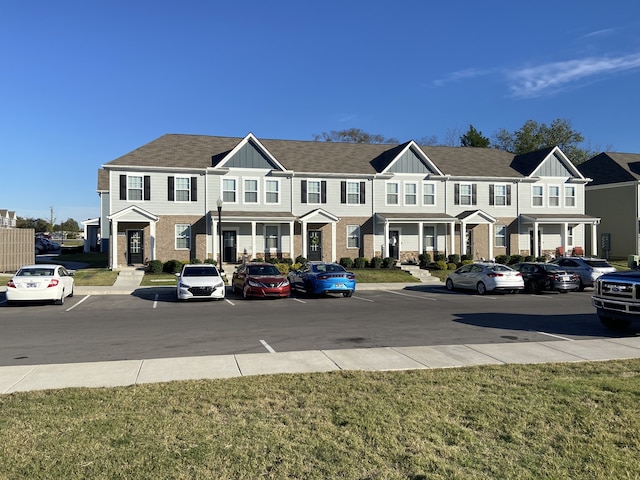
[434,260,447,270]
[295,255,307,264]
[147,260,163,273]
[448,254,460,265]
[281,258,293,266]
[447,262,458,270]
[291,262,304,271]
[495,255,510,265]
[508,254,524,265]
[354,257,367,268]
[191,258,202,264]
[204,258,216,265]
[163,259,183,274]
[418,253,431,266]
[275,263,290,275]
[382,257,394,268]
[461,259,473,265]
[370,256,383,269]
[536,256,547,262]
[524,255,535,262]
[434,254,447,262]
[461,254,473,262]
[339,257,353,268]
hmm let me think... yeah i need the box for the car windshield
[182,266,219,277]
[247,265,281,276]
[488,265,512,272]
[543,264,561,272]
[17,268,54,276]
[313,264,346,273]
[584,260,612,268]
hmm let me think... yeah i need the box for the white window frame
[423,182,436,206]
[567,225,574,247]
[347,225,360,249]
[307,180,322,204]
[532,185,544,207]
[265,179,280,205]
[548,185,560,207]
[495,225,506,247]
[459,183,473,206]
[174,176,191,202]
[423,225,435,250]
[564,185,576,207]
[404,182,418,206]
[243,178,259,204]
[493,184,507,206]
[346,181,360,205]
[264,224,279,250]
[386,182,399,205]
[222,177,237,204]
[127,175,143,201]
[175,224,191,250]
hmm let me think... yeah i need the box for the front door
[389,230,400,260]
[127,230,143,265]
[223,231,237,263]
[308,230,322,261]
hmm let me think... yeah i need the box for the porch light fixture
[217,198,224,272]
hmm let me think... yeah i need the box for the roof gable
[381,142,443,175]
[214,133,287,171]
[578,152,640,185]
[512,146,584,179]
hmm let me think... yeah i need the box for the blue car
[288,262,356,297]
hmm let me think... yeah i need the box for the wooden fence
[0,228,34,272]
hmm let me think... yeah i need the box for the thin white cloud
[431,68,496,87]
[507,53,640,97]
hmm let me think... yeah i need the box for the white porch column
[383,222,390,259]
[111,220,119,270]
[150,220,156,261]
[449,222,455,255]
[591,222,598,257]
[562,222,568,255]
[533,222,539,257]
[302,220,308,258]
[251,221,257,259]
[418,222,424,254]
[331,221,336,262]
[461,222,467,256]
[289,221,295,261]
[488,223,494,261]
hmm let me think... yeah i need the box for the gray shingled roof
[578,152,640,186]
[103,133,542,178]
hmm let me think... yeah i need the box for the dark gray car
[549,257,616,290]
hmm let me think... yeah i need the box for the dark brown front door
[127,230,143,265]
[308,230,322,261]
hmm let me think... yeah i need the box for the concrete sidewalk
[3,337,640,394]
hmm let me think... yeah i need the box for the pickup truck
[592,269,640,330]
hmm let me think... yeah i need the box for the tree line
[314,118,606,165]
[16,217,80,234]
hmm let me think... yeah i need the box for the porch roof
[211,210,296,223]
[375,212,456,224]
[520,213,600,225]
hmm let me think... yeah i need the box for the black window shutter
[360,181,366,204]
[191,176,197,202]
[144,176,151,201]
[454,183,460,205]
[506,185,511,205]
[340,181,346,203]
[489,184,494,206]
[168,176,174,201]
[472,184,477,205]
[120,175,127,200]
[321,181,327,203]
[301,180,307,203]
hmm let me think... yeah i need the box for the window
[244,179,258,203]
[459,184,473,205]
[495,225,506,247]
[548,186,560,207]
[404,183,417,205]
[532,185,544,206]
[347,182,360,204]
[423,226,435,249]
[265,179,279,204]
[175,177,191,202]
[341,181,365,204]
[491,184,507,206]
[175,224,190,249]
[386,183,399,205]
[567,225,574,247]
[265,225,278,250]
[222,178,237,203]
[565,185,576,207]
[307,180,321,204]
[128,176,143,201]
[423,183,435,205]
[347,225,360,249]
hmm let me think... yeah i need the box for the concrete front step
[399,264,433,282]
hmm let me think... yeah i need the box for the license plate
[335,283,345,288]
[27,282,38,288]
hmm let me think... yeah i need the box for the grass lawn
[1,360,639,478]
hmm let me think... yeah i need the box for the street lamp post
[217,198,224,272]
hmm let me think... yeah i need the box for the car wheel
[69,287,74,298]
[243,286,250,299]
[445,278,454,291]
[599,315,631,331]
[559,289,569,294]
[55,291,65,305]
[526,280,540,295]
[305,281,314,297]
[476,282,487,295]
[578,281,586,292]
[343,291,353,297]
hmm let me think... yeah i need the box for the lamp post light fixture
[216,198,224,272]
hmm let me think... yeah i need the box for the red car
[231,262,291,299]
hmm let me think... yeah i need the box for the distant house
[96,133,600,270]
[578,152,640,259]
[0,209,17,229]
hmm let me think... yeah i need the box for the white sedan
[446,262,524,295]
[6,264,75,305]
[176,264,226,301]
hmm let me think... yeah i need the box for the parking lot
[2,284,632,367]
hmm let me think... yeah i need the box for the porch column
[562,222,568,256]
[301,220,308,258]
[533,222,539,257]
[461,222,467,256]
[488,223,493,261]
[591,222,598,257]
[331,221,336,262]
[449,222,455,255]
[111,219,119,270]
[289,221,295,261]
[251,221,257,259]
[150,220,156,261]
[418,222,424,253]
[383,222,390,259]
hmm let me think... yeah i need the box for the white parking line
[153,294,159,309]
[531,330,574,341]
[292,297,306,304]
[352,295,374,302]
[65,295,91,311]
[225,298,235,306]
[384,290,437,301]
[260,339,276,353]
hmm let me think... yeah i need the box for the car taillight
[7,280,16,288]
[47,279,59,288]
[347,274,355,280]
[487,273,503,277]
[317,274,329,280]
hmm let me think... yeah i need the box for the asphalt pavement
[2,267,640,395]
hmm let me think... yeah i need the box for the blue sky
[2,1,640,224]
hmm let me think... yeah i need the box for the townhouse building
[96,133,600,270]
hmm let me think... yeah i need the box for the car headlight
[248,280,261,287]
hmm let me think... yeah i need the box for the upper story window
[222,178,237,203]
[265,179,280,204]
[454,183,476,206]
[168,176,197,202]
[119,174,150,201]
[386,182,399,205]
[307,180,321,204]
[341,181,365,205]
[490,184,511,206]
[548,185,560,207]
[244,179,258,203]
[301,180,325,204]
[565,185,576,207]
[532,185,544,206]
[404,182,417,205]
[423,182,435,205]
